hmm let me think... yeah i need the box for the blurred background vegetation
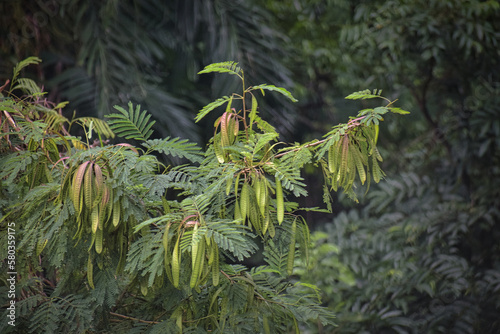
[1,0,499,332]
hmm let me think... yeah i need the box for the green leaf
[12,78,42,95]
[11,56,42,91]
[251,84,298,102]
[143,137,203,162]
[74,117,115,138]
[106,102,155,141]
[198,61,242,76]
[373,107,389,115]
[206,221,258,261]
[195,96,232,123]
[345,89,382,100]
[389,107,411,115]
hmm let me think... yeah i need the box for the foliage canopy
[0,59,407,333]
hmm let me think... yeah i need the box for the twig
[109,311,160,324]
[273,139,327,159]
[221,270,234,283]
[273,116,366,159]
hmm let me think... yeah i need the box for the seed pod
[249,95,258,128]
[328,144,336,174]
[372,154,382,183]
[100,184,110,208]
[267,217,275,238]
[220,112,230,147]
[212,244,220,286]
[45,138,60,162]
[163,224,171,253]
[117,230,126,274]
[208,238,214,265]
[95,227,103,254]
[234,200,241,222]
[232,114,239,136]
[140,279,148,296]
[263,315,271,334]
[36,239,48,256]
[249,200,261,232]
[172,236,181,288]
[214,134,225,163]
[93,163,104,206]
[190,237,205,288]
[112,197,120,227]
[28,138,39,152]
[262,212,270,235]
[91,206,99,234]
[72,161,90,213]
[106,186,114,220]
[339,136,349,185]
[352,147,366,184]
[258,177,267,217]
[87,255,94,289]
[191,224,199,271]
[225,175,232,196]
[254,177,261,205]
[275,178,284,224]
[227,114,237,145]
[83,162,94,209]
[240,182,250,221]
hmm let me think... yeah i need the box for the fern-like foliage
[198,61,243,77]
[0,150,41,184]
[106,102,156,141]
[194,95,232,123]
[72,117,115,139]
[125,229,165,288]
[251,83,298,102]
[270,152,308,197]
[9,56,42,94]
[11,78,42,95]
[206,221,258,261]
[143,137,203,162]
[0,58,409,334]
[263,239,292,276]
[345,88,384,100]
[11,294,94,334]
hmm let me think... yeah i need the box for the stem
[273,139,327,159]
[109,312,160,324]
[273,116,367,159]
[410,73,453,157]
[221,270,234,282]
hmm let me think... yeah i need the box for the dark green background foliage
[287,1,500,333]
[2,0,500,333]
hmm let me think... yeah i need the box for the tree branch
[109,312,160,324]
[411,62,453,157]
